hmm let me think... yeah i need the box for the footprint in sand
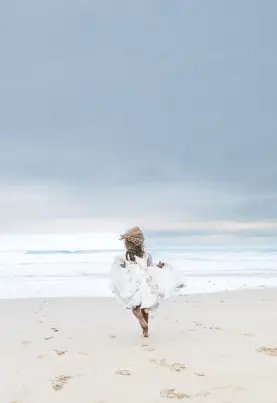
[114,369,132,376]
[245,332,255,337]
[22,340,32,345]
[161,389,209,399]
[52,375,72,391]
[194,321,221,331]
[194,372,205,377]
[160,389,189,399]
[209,326,221,331]
[257,346,277,356]
[144,347,155,352]
[170,363,187,372]
[55,350,67,356]
[152,359,186,372]
[160,389,192,399]
[38,354,48,359]
[142,344,155,352]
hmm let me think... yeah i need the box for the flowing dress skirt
[110,255,185,310]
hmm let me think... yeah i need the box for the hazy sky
[0,1,276,245]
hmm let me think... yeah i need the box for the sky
[0,0,276,247]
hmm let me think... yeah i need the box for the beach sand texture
[1,290,277,403]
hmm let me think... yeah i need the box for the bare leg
[132,306,148,336]
[141,309,149,324]
[141,309,149,337]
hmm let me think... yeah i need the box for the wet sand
[1,289,277,403]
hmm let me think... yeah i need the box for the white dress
[110,253,185,310]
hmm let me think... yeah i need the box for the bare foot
[132,307,148,333]
[143,327,149,338]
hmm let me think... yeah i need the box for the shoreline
[1,273,276,300]
[0,285,274,301]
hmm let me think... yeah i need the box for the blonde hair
[120,227,145,261]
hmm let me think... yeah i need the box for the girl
[110,227,185,337]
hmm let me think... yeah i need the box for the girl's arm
[147,253,164,268]
[146,254,153,266]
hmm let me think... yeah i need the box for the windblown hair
[120,226,145,262]
[124,239,145,261]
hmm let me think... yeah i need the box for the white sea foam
[0,248,277,299]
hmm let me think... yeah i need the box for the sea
[0,248,277,299]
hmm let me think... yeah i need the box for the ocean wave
[25,249,121,255]
[0,272,110,280]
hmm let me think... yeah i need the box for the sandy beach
[1,289,277,403]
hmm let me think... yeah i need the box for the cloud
[0,0,276,243]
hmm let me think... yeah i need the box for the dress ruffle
[110,254,185,310]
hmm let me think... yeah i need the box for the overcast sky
[0,1,276,245]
